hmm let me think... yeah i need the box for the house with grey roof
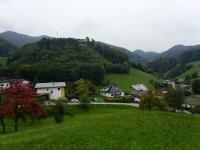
[35,82,66,100]
[100,85,124,97]
[182,98,200,109]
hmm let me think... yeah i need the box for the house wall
[100,92,114,97]
[100,92,124,97]
[0,83,10,92]
[36,87,65,100]
[182,104,194,109]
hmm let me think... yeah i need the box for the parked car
[70,99,80,103]
[133,97,140,103]
[92,98,98,102]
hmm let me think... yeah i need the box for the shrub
[104,96,132,103]
[140,91,167,111]
[54,100,65,123]
[79,94,91,110]
[191,105,200,114]
[164,87,185,111]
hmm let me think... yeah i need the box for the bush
[191,105,200,114]
[79,95,91,110]
[140,91,167,111]
[54,100,65,123]
[54,112,64,123]
[104,96,132,103]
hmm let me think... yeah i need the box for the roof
[35,82,66,88]
[183,99,200,106]
[100,85,124,93]
[132,84,148,91]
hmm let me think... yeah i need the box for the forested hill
[1,38,129,84]
[0,38,16,56]
[147,47,200,78]
[0,31,50,48]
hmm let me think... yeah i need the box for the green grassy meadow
[179,60,200,79]
[106,68,161,93]
[0,57,8,66]
[0,105,200,150]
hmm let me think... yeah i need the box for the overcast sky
[0,0,200,52]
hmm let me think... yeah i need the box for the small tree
[192,79,200,94]
[74,79,95,109]
[54,100,65,123]
[140,91,167,111]
[2,80,46,132]
[164,87,185,111]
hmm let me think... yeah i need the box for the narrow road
[91,102,139,107]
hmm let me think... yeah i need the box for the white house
[131,84,148,91]
[35,82,66,100]
[0,80,10,92]
[100,85,124,97]
[182,99,200,109]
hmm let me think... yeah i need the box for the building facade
[35,82,66,100]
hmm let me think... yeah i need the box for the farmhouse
[0,78,29,92]
[131,84,148,98]
[131,84,148,91]
[0,79,10,92]
[35,82,66,100]
[100,85,124,97]
[182,99,200,109]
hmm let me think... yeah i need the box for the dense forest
[0,38,16,56]
[147,47,200,78]
[0,38,129,84]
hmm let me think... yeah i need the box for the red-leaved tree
[1,80,46,132]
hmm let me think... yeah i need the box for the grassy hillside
[106,68,161,93]
[0,57,7,65]
[0,105,200,150]
[179,60,200,79]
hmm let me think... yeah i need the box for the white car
[70,99,80,103]
[133,98,140,103]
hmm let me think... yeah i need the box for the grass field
[106,68,161,93]
[0,57,8,66]
[179,60,200,79]
[0,105,200,150]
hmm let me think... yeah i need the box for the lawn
[0,105,200,150]
[0,57,8,66]
[106,68,161,93]
[179,60,200,79]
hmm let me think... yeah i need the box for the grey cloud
[0,0,200,52]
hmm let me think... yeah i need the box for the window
[51,90,53,94]
[58,88,60,91]
[47,88,49,91]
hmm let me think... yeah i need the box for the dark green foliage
[2,38,129,83]
[164,88,185,111]
[191,105,200,114]
[147,47,200,78]
[54,100,65,123]
[74,79,93,110]
[0,38,16,56]
[104,96,132,103]
[192,79,200,94]
[192,71,198,78]
[140,92,167,110]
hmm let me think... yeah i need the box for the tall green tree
[164,87,185,111]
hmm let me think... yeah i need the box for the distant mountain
[0,38,16,56]
[161,44,200,58]
[98,42,146,64]
[0,31,50,48]
[134,49,160,62]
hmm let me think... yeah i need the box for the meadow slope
[179,60,200,79]
[0,105,200,150]
[106,68,161,93]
